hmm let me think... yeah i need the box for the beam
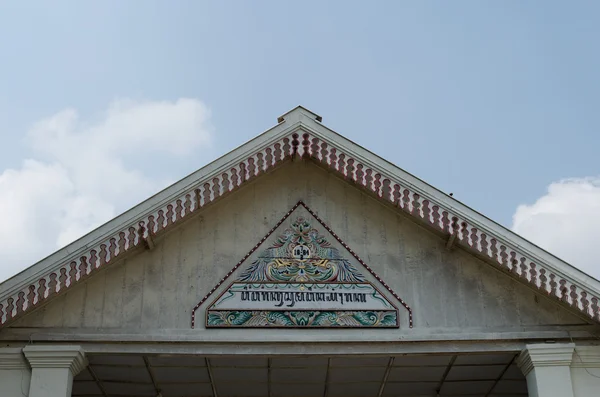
[267,358,272,397]
[323,358,331,397]
[87,365,108,397]
[56,341,531,357]
[3,326,598,344]
[143,356,161,396]
[435,355,457,396]
[377,357,394,397]
[206,358,218,397]
[484,354,518,397]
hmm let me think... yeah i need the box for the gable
[2,107,599,329]
[5,162,589,337]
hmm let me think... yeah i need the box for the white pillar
[23,345,87,397]
[0,348,31,397]
[517,343,575,397]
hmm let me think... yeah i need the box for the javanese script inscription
[240,290,368,307]
[210,283,392,311]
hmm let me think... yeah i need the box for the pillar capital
[517,343,575,397]
[0,347,29,370]
[517,343,575,376]
[23,345,87,376]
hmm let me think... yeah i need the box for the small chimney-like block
[277,106,322,124]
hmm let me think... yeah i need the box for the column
[0,348,31,397]
[517,343,575,397]
[23,345,87,397]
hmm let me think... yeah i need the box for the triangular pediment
[2,161,594,338]
[197,203,408,329]
[1,106,599,331]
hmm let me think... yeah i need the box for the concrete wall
[572,368,599,397]
[9,161,586,335]
[571,346,600,397]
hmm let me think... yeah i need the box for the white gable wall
[5,161,590,339]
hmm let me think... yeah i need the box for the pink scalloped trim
[1,132,598,327]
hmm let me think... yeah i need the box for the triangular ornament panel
[197,202,410,328]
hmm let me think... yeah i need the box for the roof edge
[1,106,599,327]
[0,111,304,299]
[298,116,600,292]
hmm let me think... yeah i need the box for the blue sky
[0,1,599,280]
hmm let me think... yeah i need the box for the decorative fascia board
[1,106,600,328]
[22,345,87,375]
[517,343,575,375]
[0,348,29,370]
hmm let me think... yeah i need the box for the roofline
[0,108,308,297]
[296,115,600,290]
[1,105,599,327]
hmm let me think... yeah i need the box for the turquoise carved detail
[238,217,365,283]
[207,310,398,327]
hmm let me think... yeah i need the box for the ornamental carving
[204,214,399,328]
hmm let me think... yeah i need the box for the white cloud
[0,98,213,282]
[512,177,600,279]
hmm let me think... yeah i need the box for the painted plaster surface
[0,348,31,397]
[572,368,600,397]
[0,370,30,397]
[8,161,587,334]
[570,345,600,397]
